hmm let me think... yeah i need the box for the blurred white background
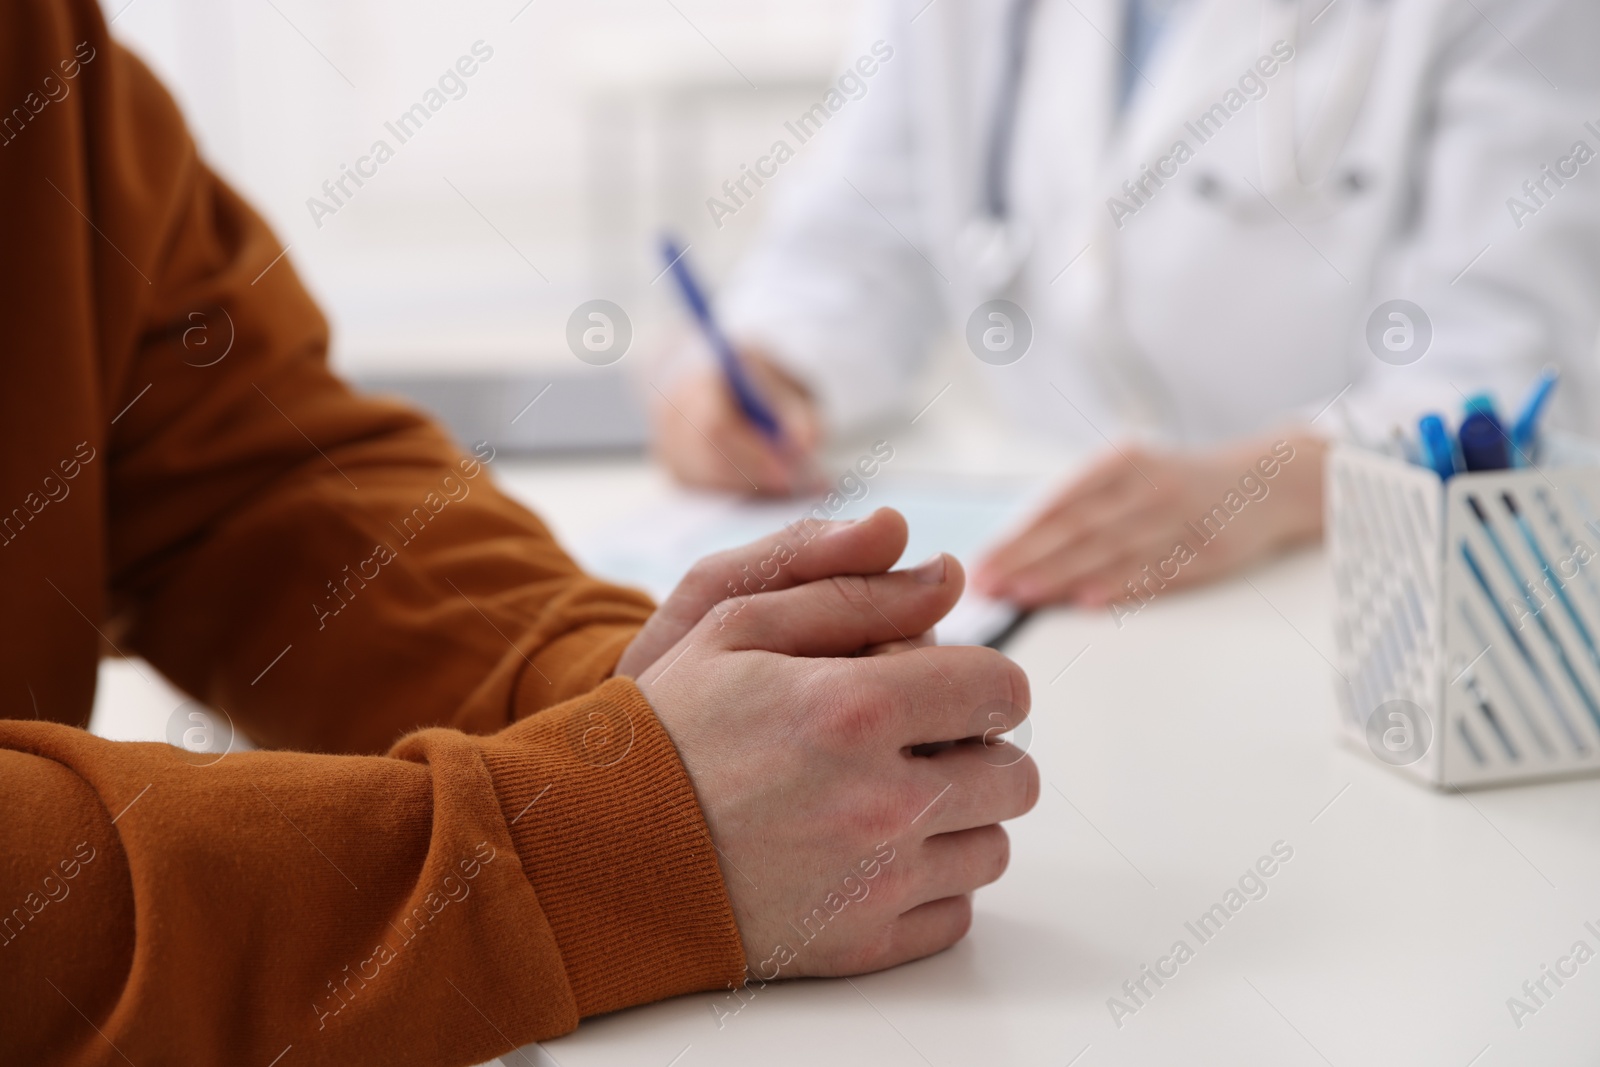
[103,0,862,377]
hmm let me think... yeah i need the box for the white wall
[105,0,862,374]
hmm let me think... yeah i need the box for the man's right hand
[650,347,824,496]
[636,529,1039,978]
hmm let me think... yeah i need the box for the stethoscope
[964,0,1394,293]
[1209,0,1392,223]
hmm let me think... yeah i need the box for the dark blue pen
[659,236,783,442]
[1458,393,1508,472]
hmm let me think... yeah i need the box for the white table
[92,449,1600,1066]
[488,457,1600,1067]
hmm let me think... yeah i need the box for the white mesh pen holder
[1329,439,1600,788]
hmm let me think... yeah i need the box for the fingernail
[825,518,859,537]
[910,553,946,585]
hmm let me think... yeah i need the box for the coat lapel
[1103,0,1267,192]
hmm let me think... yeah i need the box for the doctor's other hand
[972,431,1327,609]
[634,546,1038,977]
[651,347,823,496]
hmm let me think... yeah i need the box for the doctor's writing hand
[651,347,823,496]
[972,431,1326,609]
[635,538,1038,979]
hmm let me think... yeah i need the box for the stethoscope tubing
[981,0,1392,226]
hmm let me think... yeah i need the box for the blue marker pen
[1510,367,1559,467]
[1418,414,1456,480]
[659,236,783,442]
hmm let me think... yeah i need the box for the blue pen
[659,236,783,442]
[1511,367,1559,467]
[1418,414,1456,480]
[1458,393,1509,472]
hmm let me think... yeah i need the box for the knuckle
[824,573,877,619]
[1014,754,1041,817]
[826,695,879,753]
[687,548,730,581]
[864,853,914,909]
[713,585,781,641]
[985,825,1012,884]
[947,894,975,940]
[845,778,919,845]
[893,779,937,835]
[840,791,892,841]
[834,918,897,974]
[963,648,1031,723]
[682,553,730,599]
[1002,656,1031,716]
[691,594,747,643]
[706,544,770,599]
[814,665,891,749]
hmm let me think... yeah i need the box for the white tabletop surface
[89,439,1600,1067]
[494,464,1600,1067]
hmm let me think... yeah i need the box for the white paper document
[572,475,1043,647]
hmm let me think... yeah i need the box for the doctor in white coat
[653,0,1600,609]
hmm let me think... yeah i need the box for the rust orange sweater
[0,1,745,1062]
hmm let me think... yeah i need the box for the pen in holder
[1328,436,1600,787]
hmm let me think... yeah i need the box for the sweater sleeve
[42,0,655,754]
[0,678,746,1066]
[0,1,747,1060]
